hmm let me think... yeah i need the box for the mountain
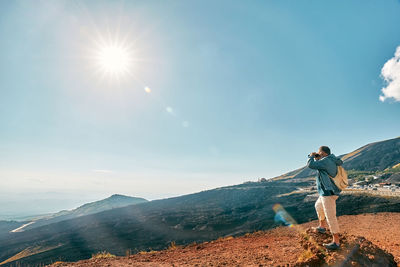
[1,136,400,266]
[273,136,400,181]
[48,212,400,266]
[1,183,399,266]
[7,194,148,233]
[58,194,148,215]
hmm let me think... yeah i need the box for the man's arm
[307,155,327,170]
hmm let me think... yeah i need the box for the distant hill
[1,136,400,266]
[11,194,148,232]
[48,194,148,220]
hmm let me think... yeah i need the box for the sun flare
[94,43,132,79]
[86,28,147,84]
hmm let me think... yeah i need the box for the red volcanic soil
[52,212,400,267]
[302,212,400,265]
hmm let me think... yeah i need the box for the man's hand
[309,152,318,157]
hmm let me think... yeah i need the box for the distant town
[246,173,400,197]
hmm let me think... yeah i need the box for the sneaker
[323,242,340,250]
[312,226,326,233]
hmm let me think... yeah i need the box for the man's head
[318,146,331,157]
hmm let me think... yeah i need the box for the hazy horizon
[1,0,400,218]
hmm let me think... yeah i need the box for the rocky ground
[51,212,400,267]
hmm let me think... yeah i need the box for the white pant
[315,195,340,234]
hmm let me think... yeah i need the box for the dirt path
[52,212,400,266]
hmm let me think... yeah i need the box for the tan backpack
[328,166,349,190]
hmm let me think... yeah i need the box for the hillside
[52,194,148,218]
[15,194,148,232]
[273,136,400,181]
[1,186,400,266]
[0,221,25,238]
[50,212,400,266]
[1,136,400,266]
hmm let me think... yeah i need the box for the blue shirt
[307,154,343,196]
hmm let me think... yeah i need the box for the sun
[85,27,147,84]
[96,44,130,74]
[94,43,133,79]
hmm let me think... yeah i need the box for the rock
[295,228,397,266]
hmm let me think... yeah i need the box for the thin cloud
[379,46,400,102]
[92,169,113,173]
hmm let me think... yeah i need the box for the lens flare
[273,203,327,256]
[273,203,297,227]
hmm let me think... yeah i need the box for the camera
[314,153,320,158]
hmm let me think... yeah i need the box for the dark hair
[319,146,331,155]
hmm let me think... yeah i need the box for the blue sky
[1,0,400,213]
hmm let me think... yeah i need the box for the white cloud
[379,46,400,102]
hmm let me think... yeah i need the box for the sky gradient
[1,0,400,216]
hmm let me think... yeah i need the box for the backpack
[328,166,348,190]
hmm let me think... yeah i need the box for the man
[307,146,343,250]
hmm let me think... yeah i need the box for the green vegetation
[347,163,400,183]
[347,170,376,182]
[168,241,183,250]
[216,235,234,242]
[139,250,157,254]
[383,163,400,174]
[91,251,116,259]
[297,249,315,263]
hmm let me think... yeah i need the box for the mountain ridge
[9,194,148,233]
[1,136,400,266]
[272,136,400,181]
